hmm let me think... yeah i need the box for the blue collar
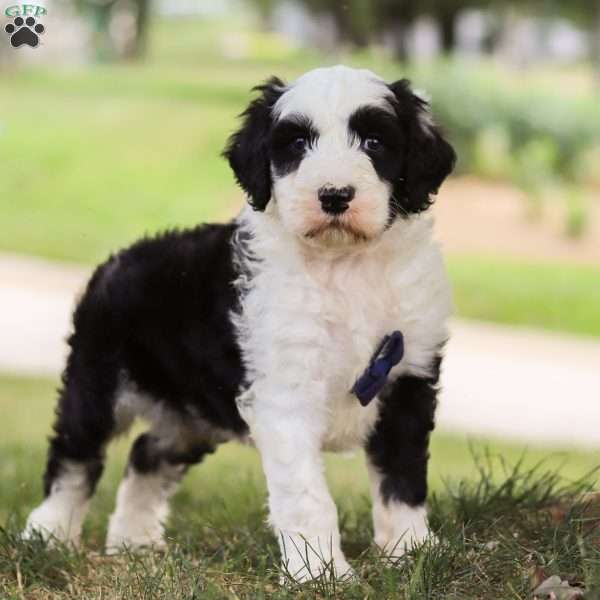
[351,331,404,406]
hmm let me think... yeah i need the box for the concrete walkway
[1,253,599,447]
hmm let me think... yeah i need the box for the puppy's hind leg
[106,430,214,552]
[23,354,123,545]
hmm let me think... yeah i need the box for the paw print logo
[5,16,45,48]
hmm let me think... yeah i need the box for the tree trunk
[384,12,417,62]
[481,8,505,54]
[392,24,409,61]
[593,0,600,87]
[90,2,115,62]
[331,1,369,48]
[438,9,458,53]
[130,0,149,58]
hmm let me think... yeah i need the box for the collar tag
[351,331,404,406]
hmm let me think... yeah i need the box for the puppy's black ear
[389,79,456,214]
[223,77,285,211]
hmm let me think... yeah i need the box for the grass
[449,255,600,338]
[0,19,312,265]
[2,374,600,598]
[0,66,240,264]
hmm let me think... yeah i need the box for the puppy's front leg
[249,386,352,582]
[366,371,439,561]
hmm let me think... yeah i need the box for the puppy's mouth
[304,217,370,243]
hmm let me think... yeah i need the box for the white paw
[22,502,84,546]
[375,526,436,564]
[105,512,166,553]
[105,468,174,553]
[22,466,91,546]
[377,535,438,565]
[278,534,354,583]
[281,555,355,584]
[372,502,435,563]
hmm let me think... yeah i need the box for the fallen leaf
[533,575,584,600]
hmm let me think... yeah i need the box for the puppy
[24,65,455,581]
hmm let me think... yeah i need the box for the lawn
[1,374,600,598]
[0,19,309,265]
[449,255,600,338]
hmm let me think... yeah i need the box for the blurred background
[1,0,600,528]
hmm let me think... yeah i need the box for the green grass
[449,255,600,338]
[0,18,317,264]
[0,67,240,264]
[2,374,600,598]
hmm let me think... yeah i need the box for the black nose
[318,186,355,215]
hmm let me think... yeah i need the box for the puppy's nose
[318,186,355,215]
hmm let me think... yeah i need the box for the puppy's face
[224,66,455,247]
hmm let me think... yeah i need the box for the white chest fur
[233,211,451,452]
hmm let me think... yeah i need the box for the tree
[283,0,600,62]
[372,0,420,60]
[521,0,600,83]
[429,1,462,52]
[594,1,600,84]
[79,0,150,61]
[250,0,278,29]
[295,0,491,58]
[298,0,376,47]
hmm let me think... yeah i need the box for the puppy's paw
[279,534,354,583]
[373,503,437,563]
[105,513,166,554]
[22,503,82,546]
[373,504,435,564]
[375,527,438,565]
[281,555,355,584]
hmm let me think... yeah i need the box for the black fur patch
[348,106,407,220]
[270,113,318,177]
[129,433,214,475]
[42,223,246,497]
[386,80,456,215]
[347,82,455,221]
[366,355,442,507]
[223,77,285,211]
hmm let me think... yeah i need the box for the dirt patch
[433,177,600,265]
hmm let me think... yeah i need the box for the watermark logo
[4,4,46,47]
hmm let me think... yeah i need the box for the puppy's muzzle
[318,186,355,215]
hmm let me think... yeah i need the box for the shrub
[413,60,600,182]
[409,60,600,236]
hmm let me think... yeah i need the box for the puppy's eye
[290,136,308,152]
[364,137,383,152]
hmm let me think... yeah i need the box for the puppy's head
[224,66,455,246]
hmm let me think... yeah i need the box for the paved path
[1,253,599,447]
[440,321,600,447]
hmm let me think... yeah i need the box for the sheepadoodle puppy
[24,65,456,581]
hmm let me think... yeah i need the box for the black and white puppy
[24,65,455,581]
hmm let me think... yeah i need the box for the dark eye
[290,136,308,152]
[364,137,383,152]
